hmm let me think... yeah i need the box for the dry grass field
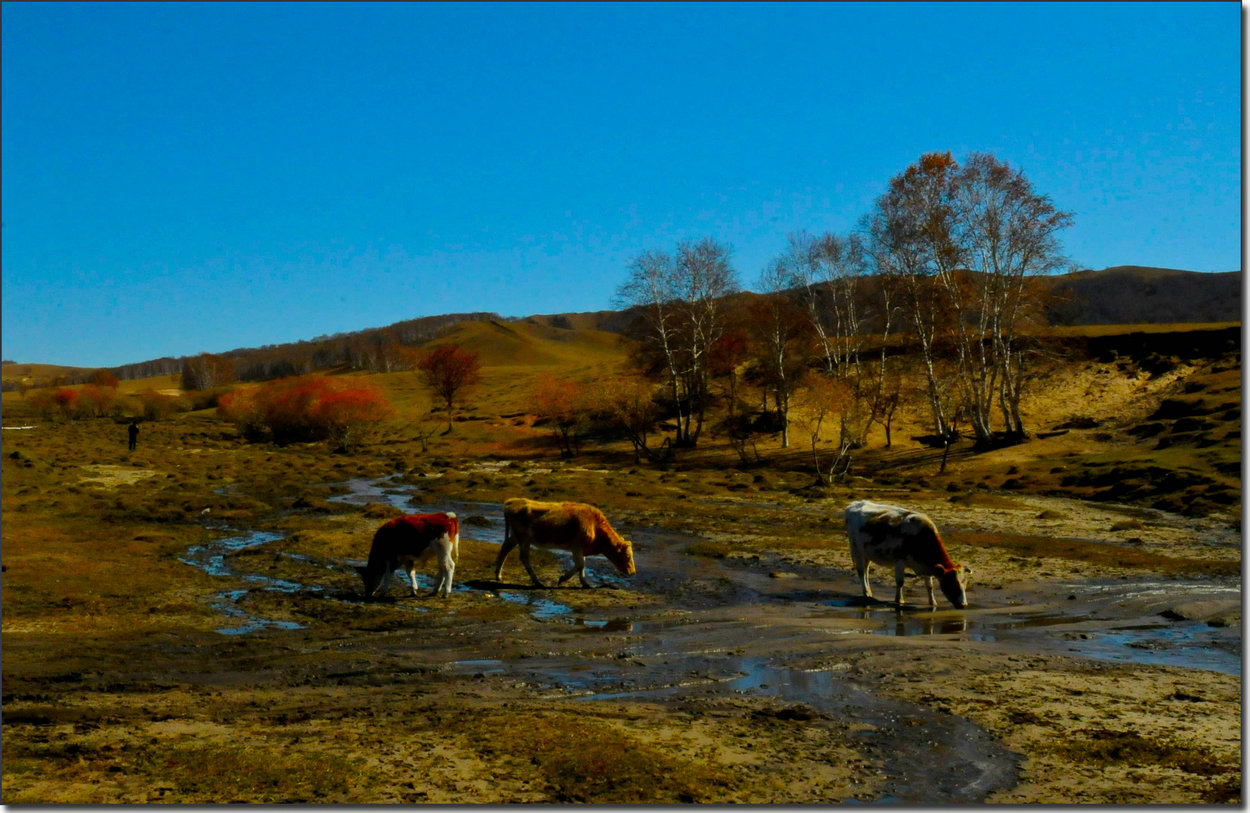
[1,320,1241,803]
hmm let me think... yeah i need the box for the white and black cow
[844,499,970,608]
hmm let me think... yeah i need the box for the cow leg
[558,549,591,588]
[405,563,421,596]
[493,536,518,581]
[519,543,547,588]
[435,540,455,597]
[852,551,873,599]
[893,561,907,606]
[924,576,937,608]
[377,569,393,598]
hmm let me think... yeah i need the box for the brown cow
[844,499,970,608]
[358,512,459,599]
[494,498,636,588]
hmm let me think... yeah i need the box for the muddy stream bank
[182,476,1240,803]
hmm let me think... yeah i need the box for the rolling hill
[1042,266,1242,325]
[2,265,1239,380]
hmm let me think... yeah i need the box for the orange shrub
[217,375,393,449]
[138,389,179,421]
[74,385,118,418]
[52,387,79,419]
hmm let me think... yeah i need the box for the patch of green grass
[473,714,738,803]
[142,742,363,802]
[951,530,1239,577]
[683,539,738,558]
[3,740,367,804]
[1052,729,1237,779]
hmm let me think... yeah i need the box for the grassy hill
[439,318,632,369]
[4,265,1238,376]
[1043,266,1241,325]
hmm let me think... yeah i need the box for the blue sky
[2,2,1240,368]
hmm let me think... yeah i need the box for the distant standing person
[128,420,139,451]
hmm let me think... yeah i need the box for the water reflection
[867,611,969,637]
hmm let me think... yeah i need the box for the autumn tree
[866,151,962,439]
[792,374,856,483]
[615,237,739,448]
[533,375,593,457]
[138,389,178,421]
[91,369,119,389]
[181,353,236,392]
[416,344,482,432]
[750,258,812,448]
[52,387,78,420]
[75,385,117,419]
[599,375,661,463]
[706,322,750,424]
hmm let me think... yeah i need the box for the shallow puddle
[816,597,1241,675]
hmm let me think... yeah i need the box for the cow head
[604,538,636,577]
[935,563,970,608]
[356,564,385,599]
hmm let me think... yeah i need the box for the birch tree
[752,258,810,448]
[616,238,739,448]
[866,151,962,438]
[954,153,1072,438]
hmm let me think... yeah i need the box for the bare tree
[753,257,811,448]
[954,153,1072,439]
[600,375,661,463]
[416,344,482,432]
[181,353,236,391]
[816,232,868,376]
[672,237,740,445]
[615,249,686,442]
[616,237,739,448]
[866,151,963,439]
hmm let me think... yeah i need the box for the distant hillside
[1042,267,1241,325]
[439,319,632,368]
[4,265,1238,381]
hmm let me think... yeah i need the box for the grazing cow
[844,500,970,609]
[358,513,460,599]
[494,498,636,588]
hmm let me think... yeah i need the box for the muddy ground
[3,457,1240,804]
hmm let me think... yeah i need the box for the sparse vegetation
[2,303,1240,804]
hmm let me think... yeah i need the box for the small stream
[182,475,1241,675]
[176,475,1239,802]
[178,530,305,635]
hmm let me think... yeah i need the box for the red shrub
[218,375,393,449]
[52,387,79,419]
[138,389,178,421]
[75,384,118,418]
